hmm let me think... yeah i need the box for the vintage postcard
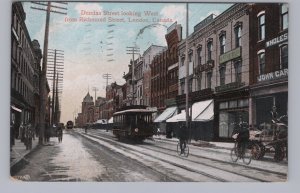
[10,1,288,182]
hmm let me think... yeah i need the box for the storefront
[214,88,249,140]
[250,71,288,129]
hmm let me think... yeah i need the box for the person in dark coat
[232,115,249,156]
[178,123,188,154]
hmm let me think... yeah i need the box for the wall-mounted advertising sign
[266,33,288,48]
[219,47,241,64]
[257,68,288,82]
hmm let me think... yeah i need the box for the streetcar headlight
[135,128,139,132]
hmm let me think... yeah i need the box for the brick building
[248,3,288,128]
[177,3,250,140]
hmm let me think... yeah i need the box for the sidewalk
[10,138,39,168]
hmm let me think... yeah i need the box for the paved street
[11,129,287,182]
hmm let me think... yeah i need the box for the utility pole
[31,2,67,144]
[47,49,64,126]
[102,73,112,88]
[185,3,190,131]
[126,46,140,105]
[92,87,99,104]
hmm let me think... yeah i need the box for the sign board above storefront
[219,47,241,64]
[266,33,288,48]
[257,68,288,82]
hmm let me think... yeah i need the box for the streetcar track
[88,129,287,177]
[71,131,185,182]
[75,130,261,182]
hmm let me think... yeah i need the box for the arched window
[257,50,265,74]
[257,11,265,40]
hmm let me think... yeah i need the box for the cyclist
[232,115,249,157]
[178,122,188,154]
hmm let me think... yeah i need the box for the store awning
[154,106,177,123]
[194,100,214,122]
[166,100,214,122]
[108,117,113,123]
[11,105,22,112]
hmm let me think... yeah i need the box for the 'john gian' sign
[257,68,288,82]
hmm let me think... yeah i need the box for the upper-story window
[219,65,226,86]
[281,4,288,30]
[234,23,242,48]
[258,12,265,41]
[188,51,193,63]
[280,44,288,69]
[207,40,213,61]
[197,46,202,66]
[219,33,226,55]
[258,50,265,74]
[234,60,242,83]
[206,71,212,89]
[181,56,185,66]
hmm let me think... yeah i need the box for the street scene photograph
[10,1,288,182]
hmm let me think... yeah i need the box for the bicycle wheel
[183,145,189,157]
[230,145,238,162]
[243,147,252,165]
[177,143,181,156]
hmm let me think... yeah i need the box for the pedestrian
[178,123,188,154]
[25,123,33,150]
[18,122,24,142]
[57,126,63,143]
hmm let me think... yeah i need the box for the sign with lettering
[195,60,214,73]
[257,69,288,82]
[194,14,214,32]
[266,33,288,48]
[215,82,245,92]
[219,47,241,64]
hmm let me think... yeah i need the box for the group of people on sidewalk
[17,122,36,150]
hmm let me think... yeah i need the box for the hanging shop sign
[266,33,288,48]
[257,68,288,82]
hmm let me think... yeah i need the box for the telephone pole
[31,2,67,144]
[103,73,112,88]
[46,49,64,126]
[92,87,99,103]
[126,46,140,105]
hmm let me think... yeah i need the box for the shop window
[229,100,237,108]
[258,13,265,41]
[238,99,249,107]
[280,44,288,69]
[234,25,242,48]
[219,102,228,109]
[281,4,288,30]
[234,60,242,83]
[219,65,226,86]
[258,52,265,75]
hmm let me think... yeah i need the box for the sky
[22,2,232,124]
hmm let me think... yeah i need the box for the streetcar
[66,120,74,129]
[112,106,155,141]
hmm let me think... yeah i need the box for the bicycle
[177,140,189,157]
[230,140,252,165]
